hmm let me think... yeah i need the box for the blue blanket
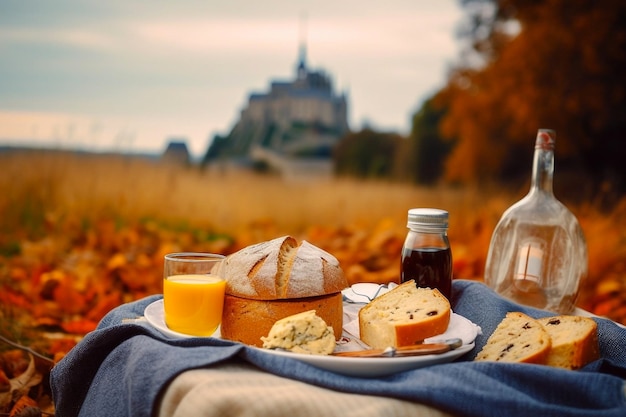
[50,280,626,417]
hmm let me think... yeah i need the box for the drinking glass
[163,253,225,336]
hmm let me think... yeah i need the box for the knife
[333,338,463,358]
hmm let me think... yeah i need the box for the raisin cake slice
[475,312,551,364]
[358,280,451,349]
[537,315,599,369]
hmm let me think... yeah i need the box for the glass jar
[400,208,452,300]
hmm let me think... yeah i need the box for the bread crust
[220,292,344,347]
[393,310,451,346]
[216,236,347,300]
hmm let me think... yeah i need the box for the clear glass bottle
[401,208,452,300]
[484,129,588,314]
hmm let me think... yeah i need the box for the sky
[0,1,464,158]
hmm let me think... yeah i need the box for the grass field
[1,149,625,309]
[0,146,626,299]
[1,149,511,285]
[1,149,506,236]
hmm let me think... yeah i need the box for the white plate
[260,341,474,377]
[144,299,220,339]
[144,299,476,377]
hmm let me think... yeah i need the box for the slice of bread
[358,280,451,349]
[537,316,600,369]
[475,312,551,364]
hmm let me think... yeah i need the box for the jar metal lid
[407,208,449,230]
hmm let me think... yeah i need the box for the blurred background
[1,0,625,412]
[0,1,461,157]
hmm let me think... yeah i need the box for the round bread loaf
[222,295,343,347]
[216,236,347,346]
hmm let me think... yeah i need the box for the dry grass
[0,149,509,239]
[2,149,625,316]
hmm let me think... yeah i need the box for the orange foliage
[9,395,38,417]
[0,351,46,415]
[437,0,626,187]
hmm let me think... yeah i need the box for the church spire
[296,12,307,79]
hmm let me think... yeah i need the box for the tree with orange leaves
[435,0,626,196]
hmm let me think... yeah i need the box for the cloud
[0,27,116,50]
[131,18,295,53]
[0,0,464,155]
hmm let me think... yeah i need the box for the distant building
[162,140,190,165]
[204,39,349,177]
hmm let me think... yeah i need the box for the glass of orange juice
[163,253,226,336]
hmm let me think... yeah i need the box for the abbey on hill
[204,44,350,172]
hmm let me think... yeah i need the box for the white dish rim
[143,299,475,377]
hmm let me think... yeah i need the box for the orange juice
[163,274,225,336]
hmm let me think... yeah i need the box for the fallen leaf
[60,319,98,335]
[86,292,122,322]
[9,354,42,401]
[106,252,127,270]
[0,369,11,410]
[9,395,41,417]
[0,369,9,391]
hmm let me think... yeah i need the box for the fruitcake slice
[475,312,551,364]
[537,316,599,369]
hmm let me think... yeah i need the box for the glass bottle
[484,129,588,314]
[400,208,452,300]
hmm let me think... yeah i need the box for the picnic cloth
[51,280,626,417]
[157,364,453,417]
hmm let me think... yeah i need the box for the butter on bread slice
[261,310,336,355]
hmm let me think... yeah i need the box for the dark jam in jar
[401,247,452,300]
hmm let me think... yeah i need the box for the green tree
[202,134,227,165]
[333,129,403,179]
[407,97,452,184]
